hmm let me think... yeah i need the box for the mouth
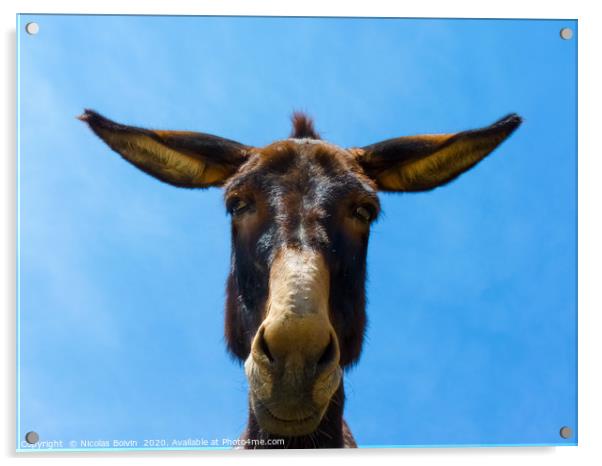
[244,348,343,437]
[263,404,317,424]
[252,399,324,436]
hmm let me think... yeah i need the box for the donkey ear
[78,109,250,188]
[352,114,522,192]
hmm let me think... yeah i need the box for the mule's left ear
[352,114,522,192]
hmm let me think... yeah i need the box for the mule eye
[353,205,374,223]
[227,198,252,216]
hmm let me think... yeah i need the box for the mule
[79,109,521,448]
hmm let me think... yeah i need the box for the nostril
[317,334,337,368]
[258,329,274,363]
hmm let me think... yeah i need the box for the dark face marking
[224,139,380,365]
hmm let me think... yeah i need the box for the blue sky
[17,15,577,449]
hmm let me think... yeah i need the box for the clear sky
[17,15,577,449]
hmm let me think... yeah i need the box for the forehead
[224,139,377,197]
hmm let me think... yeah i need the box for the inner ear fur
[353,114,522,192]
[79,109,250,188]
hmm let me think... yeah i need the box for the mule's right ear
[78,109,250,188]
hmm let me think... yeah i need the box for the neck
[241,383,347,449]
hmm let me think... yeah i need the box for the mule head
[79,109,521,437]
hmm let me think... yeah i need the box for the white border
[2,1,600,466]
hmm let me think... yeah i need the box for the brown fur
[80,109,522,449]
[290,112,321,139]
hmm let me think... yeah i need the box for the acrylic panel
[16,14,577,451]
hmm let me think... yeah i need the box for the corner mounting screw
[559,426,573,439]
[25,431,39,444]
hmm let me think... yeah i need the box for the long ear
[353,114,522,192]
[78,109,250,188]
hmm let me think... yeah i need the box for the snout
[244,248,342,436]
[246,320,341,436]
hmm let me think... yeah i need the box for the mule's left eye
[353,205,375,223]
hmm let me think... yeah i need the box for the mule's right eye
[227,197,253,216]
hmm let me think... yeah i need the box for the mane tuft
[290,112,321,139]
